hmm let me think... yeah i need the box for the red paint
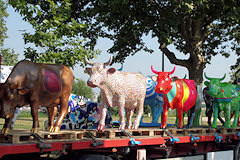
[1,132,240,159]
[43,69,61,92]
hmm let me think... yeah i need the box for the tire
[234,141,240,160]
[56,154,113,160]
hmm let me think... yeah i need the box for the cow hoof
[47,126,54,132]
[131,125,139,130]
[1,128,10,135]
[118,125,125,130]
[97,124,105,131]
[211,124,217,128]
[160,126,166,129]
[31,128,39,133]
[126,125,132,129]
[53,126,60,132]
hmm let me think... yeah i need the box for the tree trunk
[160,43,206,85]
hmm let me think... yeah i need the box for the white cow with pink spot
[85,56,146,130]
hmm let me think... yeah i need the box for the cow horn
[151,65,160,74]
[84,56,94,66]
[204,72,212,80]
[104,56,113,67]
[220,73,226,81]
[169,67,176,75]
[118,64,123,71]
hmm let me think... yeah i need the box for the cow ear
[151,75,157,82]
[84,68,92,75]
[204,81,210,87]
[107,68,116,74]
[17,88,29,95]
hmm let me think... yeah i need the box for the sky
[3,6,238,94]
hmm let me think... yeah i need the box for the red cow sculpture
[0,60,73,134]
[151,66,197,128]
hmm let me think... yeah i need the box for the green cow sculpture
[204,73,240,128]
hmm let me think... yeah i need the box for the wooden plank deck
[0,127,239,144]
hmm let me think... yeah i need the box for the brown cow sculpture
[0,60,73,134]
[85,56,146,131]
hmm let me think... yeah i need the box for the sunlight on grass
[0,111,226,130]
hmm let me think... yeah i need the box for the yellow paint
[180,80,189,105]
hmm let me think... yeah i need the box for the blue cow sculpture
[144,76,163,123]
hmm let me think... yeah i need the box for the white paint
[206,150,233,160]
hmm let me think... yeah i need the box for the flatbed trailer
[1,127,240,160]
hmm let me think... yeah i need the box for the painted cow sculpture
[203,86,224,126]
[204,73,240,128]
[0,60,73,134]
[151,66,198,128]
[85,56,146,130]
[145,76,163,123]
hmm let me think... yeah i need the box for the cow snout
[87,80,97,88]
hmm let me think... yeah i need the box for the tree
[62,0,240,84]
[1,48,18,65]
[71,79,95,100]
[9,0,100,68]
[0,0,19,65]
[9,1,240,84]
[0,0,8,47]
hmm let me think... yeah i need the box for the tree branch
[159,41,189,67]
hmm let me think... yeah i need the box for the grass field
[0,110,224,130]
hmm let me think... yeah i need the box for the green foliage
[44,0,240,84]
[0,0,8,47]
[9,0,100,68]
[10,0,240,83]
[71,79,95,100]
[0,48,19,65]
[0,0,19,64]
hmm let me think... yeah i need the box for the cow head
[151,66,176,94]
[204,73,226,97]
[0,83,26,119]
[84,56,113,88]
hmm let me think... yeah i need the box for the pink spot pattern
[85,57,146,131]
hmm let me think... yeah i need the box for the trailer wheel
[78,154,113,160]
[56,154,113,160]
[235,141,240,160]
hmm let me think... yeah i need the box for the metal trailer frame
[1,129,240,160]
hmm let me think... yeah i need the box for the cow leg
[126,109,133,129]
[223,103,231,128]
[232,108,239,128]
[211,102,219,128]
[187,105,196,128]
[132,100,144,130]
[53,99,68,132]
[177,105,184,129]
[98,103,108,131]
[206,105,213,126]
[161,97,169,128]
[238,111,240,126]
[231,99,239,127]
[1,117,13,135]
[30,103,40,133]
[47,105,58,132]
[217,111,224,125]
